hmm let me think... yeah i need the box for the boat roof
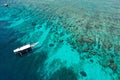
[13,44,31,53]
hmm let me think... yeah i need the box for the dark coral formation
[80,71,87,77]
[49,43,54,47]
[107,59,117,71]
[90,59,94,63]
[49,67,77,80]
[31,22,37,26]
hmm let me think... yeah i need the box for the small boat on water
[3,3,9,7]
[13,42,39,56]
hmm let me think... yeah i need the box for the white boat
[13,42,39,56]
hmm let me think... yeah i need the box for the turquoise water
[0,0,120,80]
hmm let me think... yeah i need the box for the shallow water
[0,0,120,80]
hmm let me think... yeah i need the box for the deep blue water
[0,0,120,80]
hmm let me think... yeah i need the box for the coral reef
[1,0,120,80]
